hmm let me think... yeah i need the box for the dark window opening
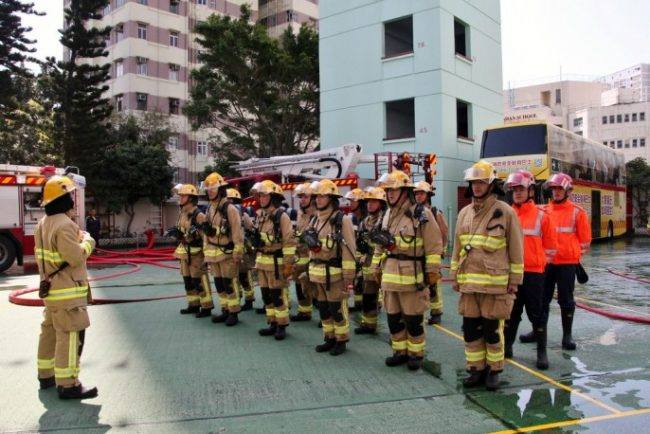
[385,98,415,140]
[454,18,469,58]
[384,16,413,58]
[456,99,471,139]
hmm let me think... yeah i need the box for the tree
[0,0,42,114]
[626,157,650,227]
[0,73,60,165]
[93,113,175,235]
[184,5,319,162]
[44,0,111,176]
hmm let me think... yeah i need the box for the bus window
[481,124,547,158]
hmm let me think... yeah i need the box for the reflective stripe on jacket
[513,201,558,273]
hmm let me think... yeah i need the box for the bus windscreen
[481,124,547,158]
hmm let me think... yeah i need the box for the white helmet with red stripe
[505,169,535,190]
[544,172,573,190]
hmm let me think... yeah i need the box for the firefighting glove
[201,221,217,237]
[283,263,293,279]
[426,272,440,286]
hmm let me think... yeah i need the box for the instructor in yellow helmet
[35,175,98,399]
[450,161,524,391]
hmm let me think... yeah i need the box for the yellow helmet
[293,182,312,197]
[173,183,199,196]
[203,172,228,191]
[413,180,433,194]
[251,179,283,196]
[344,188,364,201]
[226,188,241,200]
[376,170,413,189]
[311,179,341,197]
[464,160,497,183]
[363,186,386,202]
[41,175,76,206]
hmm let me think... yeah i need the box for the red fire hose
[606,268,650,285]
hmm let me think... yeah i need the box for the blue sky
[23,0,650,88]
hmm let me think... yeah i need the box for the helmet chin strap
[300,196,313,211]
[388,189,405,207]
[553,192,569,204]
[316,197,331,211]
[471,181,492,199]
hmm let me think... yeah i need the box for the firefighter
[170,184,214,318]
[291,182,316,321]
[354,187,387,334]
[198,174,243,325]
[344,188,366,312]
[413,180,449,325]
[35,175,98,399]
[503,170,557,370]
[251,180,296,340]
[226,187,256,311]
[305,179,357,355]
[520,173,591,350]
[372,170,443,371]
[450,161,524,391]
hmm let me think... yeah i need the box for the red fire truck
[0,164,86,273]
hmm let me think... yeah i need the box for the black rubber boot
[407,356,423,371]
[225,312,239,327]
[485,371,500,391]
[211,310,228,323]
[428,313,442,325]
[39,377,56,390]
[561,308,577,350]
[354,325,376,335]
[535,327,549,370]
[315,338,336,353]
[195,308,212,318]
[329,341,347,356]
[274,325,287,341]
[290,312,312,322]
[317,320,323,328]
[259,323,277,336]
[519,330,536,343]
[180,305,200,315]
[463,368,487,388]
[385,353,409,367]
[255,307,266,315]
[504,319,519,359]
[241,300,254,311]
[57,384,98,400]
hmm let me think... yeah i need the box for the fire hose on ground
[7,247,650,324]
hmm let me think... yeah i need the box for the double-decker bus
[479,121,627,239]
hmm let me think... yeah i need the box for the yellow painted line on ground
[432,324,622,415]
[488,407,650,434]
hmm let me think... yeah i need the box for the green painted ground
[1,239,649,433]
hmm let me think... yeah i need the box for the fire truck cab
[0,164,86,273]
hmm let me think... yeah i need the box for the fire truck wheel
[0,236,17,273]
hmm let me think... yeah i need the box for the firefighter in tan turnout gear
[170,184,214,317]
[413,180,449,325]
[304,179,357,356]
[225,187,256,311]
[344,188,366,312]
[291,182,316,321]
[354,187,387,335]
[251,180,296,340]
[451,161,524,391]
[200,173,243,326]
[372,170,443,371]
[35,175,98,399]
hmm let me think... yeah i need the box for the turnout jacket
[203,197,244,263]
[450,195,524,294]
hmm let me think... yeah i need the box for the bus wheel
[607,221,614,240]
[0,235,17,273]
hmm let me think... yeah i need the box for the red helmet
[545,173,573,190]
[505,170,535,190]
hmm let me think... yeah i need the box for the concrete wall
[320,0,503,222]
